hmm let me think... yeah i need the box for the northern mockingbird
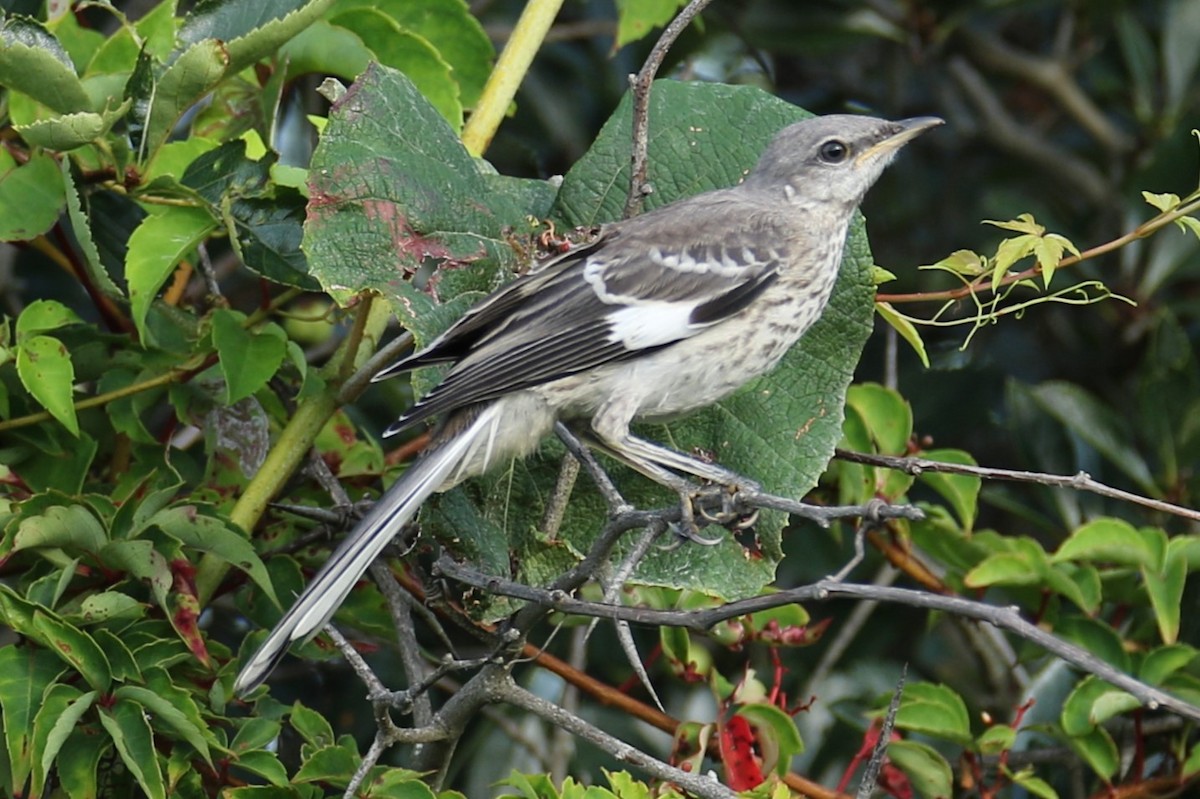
[234,113,942,694]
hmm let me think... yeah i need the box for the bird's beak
[857,116,944,164]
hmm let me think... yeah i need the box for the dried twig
[834,448,1200,523]
[623,0,717,219]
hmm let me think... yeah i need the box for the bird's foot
[663,485,728,547]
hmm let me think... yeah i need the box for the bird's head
[744,114,943,209]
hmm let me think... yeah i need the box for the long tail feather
[233,405,499,695]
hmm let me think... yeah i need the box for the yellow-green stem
[461,0,565,156]
[195,294,392,605]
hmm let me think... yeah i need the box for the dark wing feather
[386,191,791,435]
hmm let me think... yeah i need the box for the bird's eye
[819,139,849,163]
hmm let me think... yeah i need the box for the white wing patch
[605,302,699,349]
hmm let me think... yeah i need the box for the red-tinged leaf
[168,567,210,667]
[719,714,765,790]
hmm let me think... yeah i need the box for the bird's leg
[581,427,730,545]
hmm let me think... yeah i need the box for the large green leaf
[303,63,553,308]
[0,646,63,795]
[98,698,166,799]
[0,151,67,242]
[126,205,217,344]
[0,15,91,115]
[328,8,461,128]
[175,0,336,75]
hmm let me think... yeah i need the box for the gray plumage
[233,113,942,695]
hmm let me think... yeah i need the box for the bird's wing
[386,196,790,434]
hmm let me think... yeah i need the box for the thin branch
[623,0,717,219]
[435,564,1200,724]
[555,423,630,513]
[834,449,1200,523]
[857,666,906,799]
[499,674,739,799]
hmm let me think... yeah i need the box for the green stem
[195,294,392,605]
[461,0,565,156]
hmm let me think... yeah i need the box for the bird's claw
[660,485,729,547]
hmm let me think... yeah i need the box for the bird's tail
[233,403,503,695]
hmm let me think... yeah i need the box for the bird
[233,113,943,695]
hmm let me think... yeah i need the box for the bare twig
[540,451,580,539]
[834,449,1200,523]
[624,0,717,219]
[435,563,1200,724]
[555,422,629,513]
[500,673,738,799]
[857,665,906,799]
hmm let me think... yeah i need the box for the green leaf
[0,646,64,794]
[922,248,986,276]
[293,743,358,785]
[15,100,131,151]
[231,717,282,753]
[328,8,461,128]
[211,310,288,404]
[15,299,84,339]
[13,503,106,555]
[230,751,290,786]
[289,701,335,748]
[915,449,980,530]
[896,682,972,745]
[126,206,218,344]
[31,611,112,692]
[32,685,94,797]
[1006,767,1060,799]
[143,506,277,601]
[16,335,78,435]
[984,213,1045,236]
[975,724,1015,755]
[61,160,123,301]
[1140,644,1198,685]
[1055,616,1131,673]
[341,0,492,109]
[1142,191,1181,213]
[964,551,1045,588]
[614,0,689,48]
[55,726,108,799]
[303,63,543,306]
[845,383,912,455]
[98,698,166,799]
[176,0,337,77]
[0,152,67,241]
[1142,544,1187,644]
[0,15,91,114]
[734,704,804,776]
[138,39,230,163]
[101,539,172,605]
[114,685,213,765]
[887,740,953,799]
[1067,726,1119,779]
[1052,517,1157,569]
[876,301,929,367]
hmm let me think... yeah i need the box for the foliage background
[1,0,1200,798]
